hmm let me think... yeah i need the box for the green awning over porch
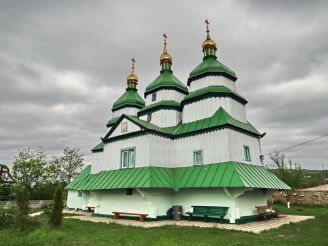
[66,162,290,191]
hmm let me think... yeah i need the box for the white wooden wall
[189,75,236,92]
[172,130,231,167]
[140,109,181,127]
[227,129,262,165]
[112,107,139,117]
[149,135,173,167]
[91,135,150,173]
[90,128,262,173]
[145,89,186,105]
[182,97,247,123]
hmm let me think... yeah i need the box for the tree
[12,147,48,192]
[49,186,63,228]
[269,151,304,189]
[15,185,29,231]
[50,147,84,185]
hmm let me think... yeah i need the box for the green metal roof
[138,100,181,116]
[181,86,247,106]
[104,107,260,141]
[66,162,290,191]
[145,70,188,96]
[66,166,174,190]
[188,56,237,85]
[112,88,145,111]
[106,117,120,127]
[91,142,104,152]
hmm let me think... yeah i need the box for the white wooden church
[66,21,290,223]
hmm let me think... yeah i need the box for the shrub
[49,187,63,228]
[15,186,30,231]
[0,206,16,229]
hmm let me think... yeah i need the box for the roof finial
[163,33,168,52]
[131,57,136,74]
[127,57,138,84]
[160,33,172,65]
[202,19,217,52]
[205,19,210,39]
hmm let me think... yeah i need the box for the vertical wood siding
[91,134,150,173]
[182,97,247,123]
[140,110,181,127]
[112,107,139,117]
[145,89,186,105]
[189,76,236,92]
[227,129,262,165]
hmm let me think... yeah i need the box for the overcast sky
[0,0,327,169]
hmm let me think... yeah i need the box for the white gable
[109,118,142,138]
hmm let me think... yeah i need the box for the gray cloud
[0,0,327,169]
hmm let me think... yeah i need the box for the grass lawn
[0,204,327,246]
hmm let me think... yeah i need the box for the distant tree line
[3,147,84,200]
[269,151,327,189]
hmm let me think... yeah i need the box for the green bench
[185,206,229,223]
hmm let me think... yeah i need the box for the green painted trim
[145,70,188,96]
[145,86,189,97]
[120,147,136,169]
[243,145,251,162]
[193,150,203,165]
[66,162,291,191]
[188,56,237,85]
[91,142,104,152]
[112,88,145,112]
[181,86,247,107]
[138,100,181,116]
[235,215,259,224]
[103,108,261,143]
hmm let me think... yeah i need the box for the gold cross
[131,58,135,72]
[163,33,167,47]
[205,19,210,37]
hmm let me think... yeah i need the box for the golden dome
[202,19,217,51]
[160,33,172,64]
[127,58,138,83]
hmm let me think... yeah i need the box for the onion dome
[187,20,237,85]
[160,34,172,65]
[145,34,188,97]
[112,58,145,112]
[202,19,217,53]
[127,58,138,88]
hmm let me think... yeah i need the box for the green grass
[0,204,327,246]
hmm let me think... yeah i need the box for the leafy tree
[12,147,48,193]
[15,185,29,231]
[50,147,84,185]
[269,151,304,189]
[49,186,63,228]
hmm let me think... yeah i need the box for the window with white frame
[120,147,136,169]
[244,145,251,161]
[193,150,203,165]
[152,93,157,102]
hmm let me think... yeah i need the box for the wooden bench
[112,211,148,222]
[185,206,229,223]
[255,206,279,222]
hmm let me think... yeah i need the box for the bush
[49,187,63,228]
[0,207,16,229]
[41,202,53,216]
[15,186,29,231]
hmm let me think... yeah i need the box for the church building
[66,20,290,223]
